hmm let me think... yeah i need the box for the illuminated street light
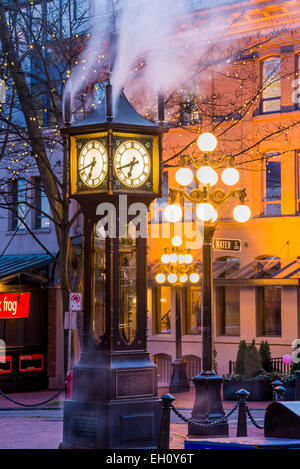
[155,273,166,284]
[189,272,200,283]
[196,165,218,186]
[164,204,182,222]
[161,253,170,264]
[167,273,177,284]
[196,202,216,222]
[221,167,240,186]
[176,167,194,186]
[172,236,183,247]
[197,132,217,152]
[233,204,251,223]
[165,131,251,438]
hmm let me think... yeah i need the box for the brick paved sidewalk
[0,385,269,449]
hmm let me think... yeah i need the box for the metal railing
[229,357,292,374]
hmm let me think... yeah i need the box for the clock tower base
[59,350,162,449]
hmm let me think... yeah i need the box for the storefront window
[184,287,201,334]
[217,286,240,336]
[91,233,106,344]
[152,286,171,334]
[258,286,282,336]
[119,238,137,344]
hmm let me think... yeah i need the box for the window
[217,287,240,336]
[261,57,281,113]
[264,152,281,216]
[11,179,26,231]
[183,286,201,334]
[34,178,50,229]
[257,286,281,336]
[152,286,171,334]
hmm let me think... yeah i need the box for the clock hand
[79,159,96,172]
[117,158,139,171]
[127,157,138,178]
[88,158,97,178]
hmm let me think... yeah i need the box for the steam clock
[60,85,165,449]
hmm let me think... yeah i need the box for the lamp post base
[188,371,228,438]
[169,360,190,393]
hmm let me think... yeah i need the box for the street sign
[69,292,82,311]
[213,238,241,252]
[64,311,77,330]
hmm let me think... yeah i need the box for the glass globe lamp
[196,203,216,221]
[155,273,166,284]
[175,167,194,186]
[190,272,200,283]
[161,254,170,264]
[169,253,178,263]
[184,253,193,264]
[172,236,182,247]
[179,274,188,283]
[197,132,217,152]
[168,273,177,284]
[221,167,240,186]
[233,204,251,223]
[196,165,218,186]
[164,204,182,223]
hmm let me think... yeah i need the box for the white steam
[65,0,235,119]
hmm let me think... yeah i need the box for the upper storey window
[261,57,281,113]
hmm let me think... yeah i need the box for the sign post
[65,293,82,372]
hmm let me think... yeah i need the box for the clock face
[114,140,151,188]
[78,140,108,188]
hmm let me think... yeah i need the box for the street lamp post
[164,132,251,437]
[156,238,200,393]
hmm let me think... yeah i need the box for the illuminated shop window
[264,152,281,216]
[152,286,171,334]
[217,286,240,336]
[183,286,201,335]
[261,57,281,113]
[257,286,282,336]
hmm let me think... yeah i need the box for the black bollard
[295,371,300,400]
[236,389,250,437]
[157,393,175,450]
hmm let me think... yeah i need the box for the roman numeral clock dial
[114,140,151,188]
[78,140,108,188]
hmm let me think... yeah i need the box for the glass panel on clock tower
[119,237,137,344]
[91,230,106,344]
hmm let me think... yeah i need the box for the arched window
[261,57,281,113]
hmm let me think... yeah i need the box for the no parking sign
[69,292,82,311]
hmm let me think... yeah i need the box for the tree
[235,340,248,376]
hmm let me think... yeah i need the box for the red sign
[0,356,12,374]
[19,354,43,372]
[0,293,31,319]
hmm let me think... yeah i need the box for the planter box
[223,379,296,401]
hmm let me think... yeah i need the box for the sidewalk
[0,385,269,449]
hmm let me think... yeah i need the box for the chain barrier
[246,406,264,429]
[0,382,66,408]
[170,401,239,428]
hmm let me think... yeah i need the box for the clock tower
[59,84,165,449]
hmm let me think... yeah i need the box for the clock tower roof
[62,87,159,135]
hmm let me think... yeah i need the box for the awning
[214,259,300,286]
[0,254,56,284]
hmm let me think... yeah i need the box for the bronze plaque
[116,368,154,398]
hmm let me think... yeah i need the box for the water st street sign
[213,238,241,252]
